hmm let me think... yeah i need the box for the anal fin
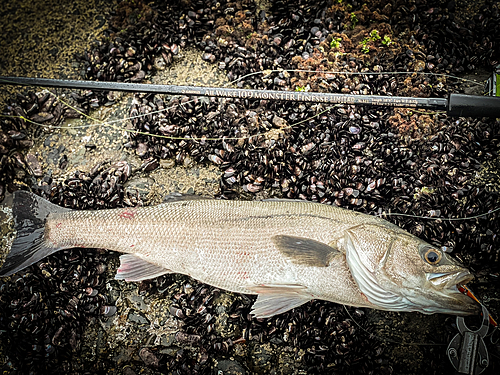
[247,284,312,318]
[115,254,172,282]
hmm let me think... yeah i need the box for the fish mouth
[428,270,474,290]
[426,271,479,315]
[450,271,474,292]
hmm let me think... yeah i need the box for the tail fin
[0,191,71,277]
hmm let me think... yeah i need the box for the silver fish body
[0,191,478,318]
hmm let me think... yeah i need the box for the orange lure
[458,285,497,327]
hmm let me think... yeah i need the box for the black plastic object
[447,304,490,375]
[485,64,499,96]
[447,94,500,118]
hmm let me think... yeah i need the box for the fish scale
[47,200,358,289]
[0,191,479,318]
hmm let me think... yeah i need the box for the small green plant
[381,35,392,45]
[370,30,381,41]
[350,13,358,29]
[359,37,370,53]
[359,30,392,53]
[330,37,342,49]
[360,39,370,53]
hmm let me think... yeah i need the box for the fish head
[345,223,479,316]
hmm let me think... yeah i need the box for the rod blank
[1,76,499,118]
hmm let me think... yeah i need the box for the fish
[0,190,479,318]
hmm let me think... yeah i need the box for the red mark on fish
[237,271,249,279]
[236,250,251,257]
[119,209,136,219]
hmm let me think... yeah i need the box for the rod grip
[447,93,500,118]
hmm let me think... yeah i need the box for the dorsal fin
[261,198,313,203]
[162,192,211,203]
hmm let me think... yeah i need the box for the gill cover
[344,224,416,311]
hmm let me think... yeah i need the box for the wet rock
[30,112,54,123]
[272,115,287,128]
[136,143,148,157]
[128,311,149,325]
[122,367,137,375]
[26,153,43,177]
[216,359,246,375]
[139,348,159,369]
[47,144,65,163]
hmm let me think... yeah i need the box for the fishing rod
[1,75,499,118]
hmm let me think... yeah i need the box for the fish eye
[424,249,442,265]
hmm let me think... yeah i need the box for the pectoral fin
[247,284,312,318]
[115,254,172,282]
[272,235,340,267]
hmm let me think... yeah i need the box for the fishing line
[26,89,500,222]
[2,91,498,223]
[377,206,500,221]
[343,305,446,346]
[0,67,483,128]
[1,87,343,141]
[235,68,485,89]
[0,67,483,137]
[1,69,497,223]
